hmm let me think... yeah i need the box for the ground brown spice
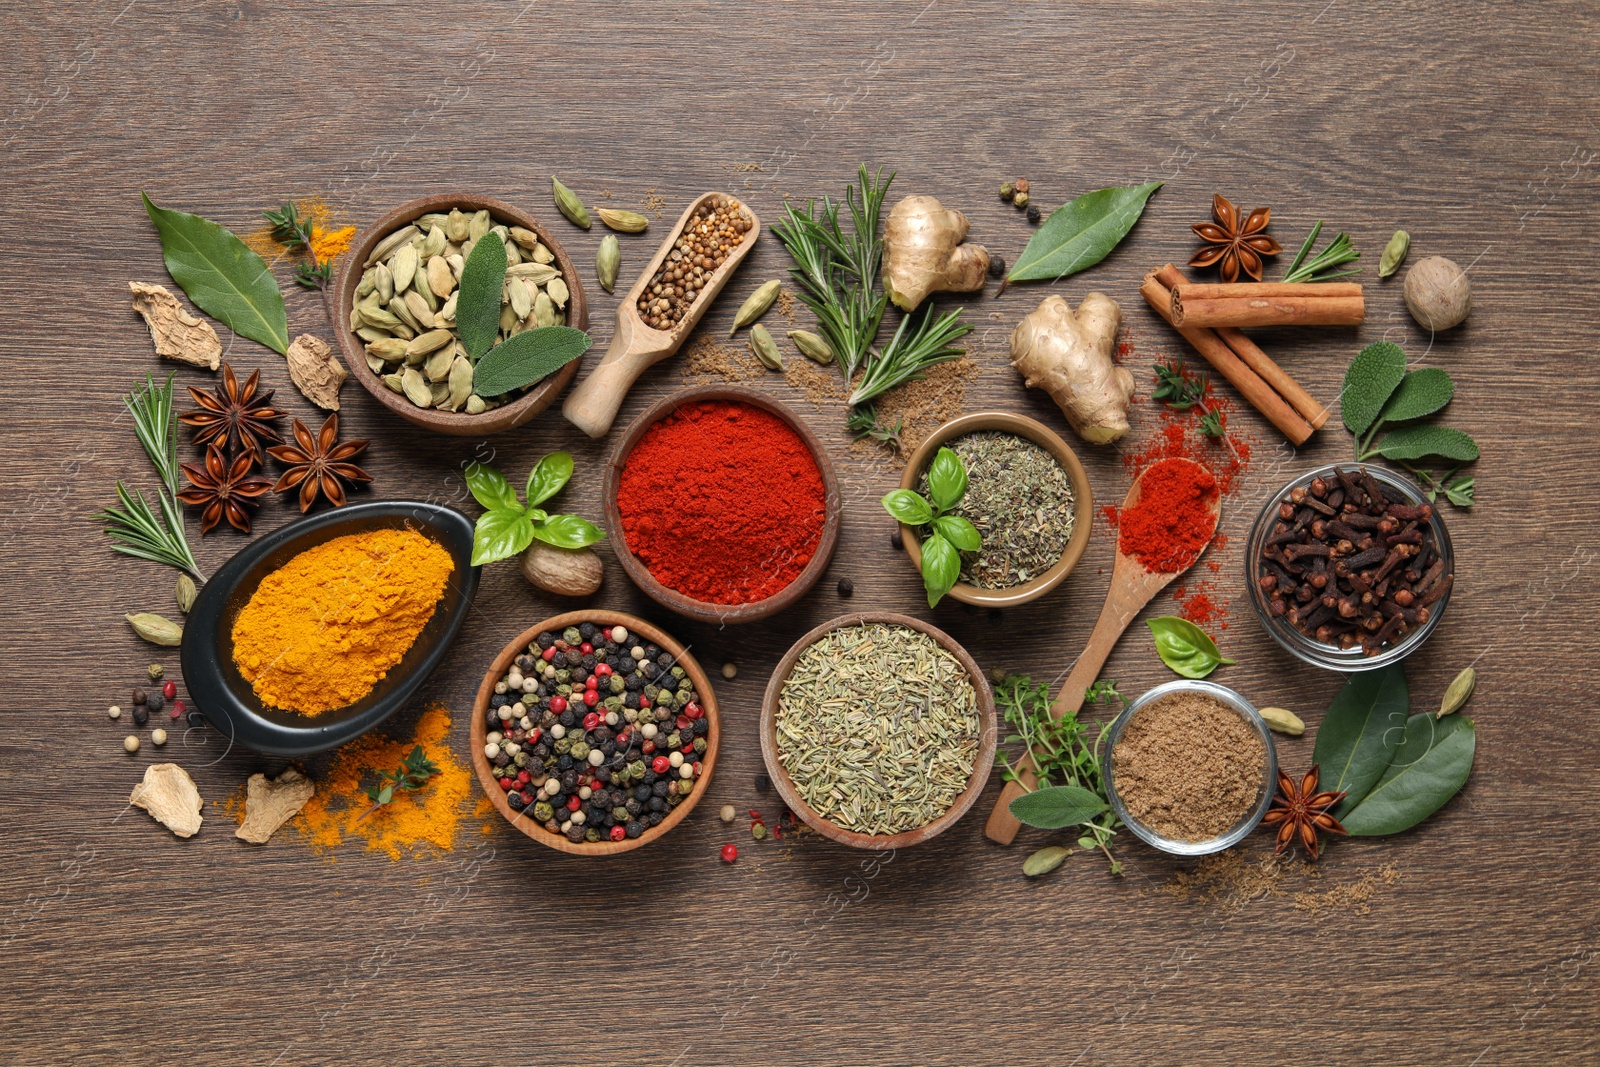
[681,334,764,382]
[854,355,980,463]
[1112,692,1265,842]
[1157,851,1314,911]
[784,357,848,405]
[1295,863,1401,918]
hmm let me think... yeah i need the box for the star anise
[178,444,274,534]
[179,362,284,462]
[1189,194,1282,282]
[268,413,371,512]
[1261,764,1348,860]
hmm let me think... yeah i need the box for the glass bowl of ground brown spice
[1103,681,1277,856]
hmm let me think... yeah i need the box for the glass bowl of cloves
[1247,463,1454,672]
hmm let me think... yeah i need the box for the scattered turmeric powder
[245,196,355,266]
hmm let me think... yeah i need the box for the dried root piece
[129,281,222,370]
[283,334,348,410]
[882,196,990,311]
[236,768,315,844]
[1010,293,1133,444]
[129,763,204,838]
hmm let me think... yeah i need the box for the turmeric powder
[244,196,356,267]
[231,528,454,715]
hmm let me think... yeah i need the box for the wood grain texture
[2,2,1598,1064]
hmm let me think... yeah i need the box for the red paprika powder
[1117,458,1218,573]
[616,399,825,604]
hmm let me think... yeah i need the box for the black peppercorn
[508,792,526,811]
[132,705,150,727]
[837,577,854,597]
[652,780,670,797]
[1026,205,1041,223]
[987,254,1005,278]
[649,797,666,812]
[515,654,537,672]
[890,530,903,550]
[656,653,673,669]
[131,687,147,706]
[536,632,555,649]
[634,785,652,802]
[491,693,509,708]
[626,820,643,838]
[492,752,510,768]
[558,709,576,727]
[581,653,597,670]
[146,693,164,713]
[579,622,598,641]
[755,772,771,793]
[566,825,587,843]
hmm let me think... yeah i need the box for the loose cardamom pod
[1023,845,1071,878]
[508,226,540,249]
[788,329,835,365]
[508,276,533,320]
[402,290,436,329]
[126,612,183,647]
[420,224,447,260]
[468,209,491,242]
[465,393,488,414]
[552,177,592,230]
[507,262,559,284]
[730,280,782,336]
[424,347,454,383]
[375,261,394,303]
[355,269,376,299]
[175,574,198,614]
[750,324,783,370]
[445,208,470,243]
[533,290,555,328]
[1437,667,1475,718]
[427,256,455,299]
[382,372,404,393]
[389,244,419,293]
[388,296,423,334]
[1257,706,1306,736]
[364,225,418,267]
[1379,230,1410,279]
[531,242,555,265]
[596,207,649,233]
[546,277,569,308]
[596,234,620,293]
[401,366,433,407]
[445,355,474,411]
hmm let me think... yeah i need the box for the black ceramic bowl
[179,501,480,756]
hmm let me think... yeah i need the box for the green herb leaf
[525,452,574,508]
[933,514,981,552]
[881,489,934,526]
[471,507,535,566]
[1342,714,1475,835]
[1341,341,1408,436]
[1023,845,1072,878]
[1009,785,1109,829]
[926,446,968,512]
[456,231,509,362]
[1145,617,1235,679]
[472,326,592,398]
[377,784,394,805]
[1380,368,1455,423]
[1312,664,1410,813]
[920,532,961,607]
[1008,182,1163,282]
[464,462,521,512]
[1444,476,1475,507]
[141,193,289,354]
[530,513,606,550]
[1373,425,1480,463]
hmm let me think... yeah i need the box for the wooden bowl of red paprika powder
[604,385,841,624]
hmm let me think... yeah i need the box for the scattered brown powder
[1112,692,1265,842]
[774,287,798,326]
[1295,863,1401,919]
[643,188,667,218]
[681,333,765,382]
[785,357,848,405]
[1158,850,1403,917]
[855,356,980,463]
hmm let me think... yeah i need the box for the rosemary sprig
[1152,358,1207,411]
[122,372,180,494]
[846,403,904,452]
[1282,220,1362,283]
[264,202,333,290]
[358,744,441,821]
[98,482,203,580]
[850,304,970,407]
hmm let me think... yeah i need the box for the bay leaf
[141,193,289,354]
[1342,714,1475,835]
[1007,182,1162,283]
[456,231,508,362]
[1311,663,1410,814]
[472,326,592,398]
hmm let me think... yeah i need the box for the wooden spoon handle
[562,312,671,438]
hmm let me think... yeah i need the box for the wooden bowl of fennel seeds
[759,612,996,850]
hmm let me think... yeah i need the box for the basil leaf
[456,231,508,362]
[1009,785,1108,830]
[933,514,981,552]
[926,446,968,512]
[1373,424,1480,463]
[1146,616,1235,679]
[472,326,592,398]
[141,193,289,353]
[526,452,574,508]
[880,489,934,526]
[465,462,520,511]
[530,513,606,550]
[1007,182,1163,283]
[1342,714,1475,836]
[1312,664,1410,813]
[1341,341,1407,436]
[920,532,961,607]
[1379,367,1454,423]
[471,507,535,566]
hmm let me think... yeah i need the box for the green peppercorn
[693,737,707,754]
[1000,182,1015,202]
[1012,190,1030,209]
[612,806,630,822]
[671,666,685,680]
[610,675,626,694]
[563,627,581,644]
[554,737,573,755]
[666,732,682,749]
[628,759,646,779]
[752,822,769,841]
[147,663,164,681]
[533,801,554,822]
[570,741,590,761]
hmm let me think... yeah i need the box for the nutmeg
[1403,255,1472,331]
[521,541,604,598]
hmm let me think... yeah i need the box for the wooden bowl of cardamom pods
[334,193,588,436]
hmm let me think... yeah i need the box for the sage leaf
[530,513,606,550]
[141,193,289,354]
[1342,714,1475,835]
[1146,616,1235,679]
[1312,664,1410,813]
[927,446,968,512]
[933,514,981,552]
[920,532,961,607]
[1380,368,1454,423]
[456,231,508,362]
[472,326,592,398]
[1023,845,1073,878]
[1008,182,1163,282]
[465,461,520,512]
[1341,341,1407,436]
[525,451,574,508]
[1378,230,1410,278]
[881,489,933,526]
[1374,424,1480,463]
[471,506,535,566]
[1009,785,1108,829]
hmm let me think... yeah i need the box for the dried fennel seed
[775,623,979,835]
[920,431,1075,589]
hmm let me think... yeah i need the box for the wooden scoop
[983,458,1222,845]
[562,192,762,437]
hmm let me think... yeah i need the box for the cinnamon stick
[1171,281,1365,328]
[1140,270,1316,446]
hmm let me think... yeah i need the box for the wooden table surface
[4,2,1597,1064]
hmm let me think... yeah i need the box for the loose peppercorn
[988,255,1005,278]
[755,772,771,793]
[132,687,147,705]
[1026,205,1041,223]
[132,705,150,727]
[1012,190,1031,209]
[721,843,738,863]
[161,680,177,700]
[837,577,854,597]
[147,664,163,681]
[146,693,164,714]
[890,530,903,550]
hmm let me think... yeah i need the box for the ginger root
[882,195,990,311]
[1010,293,1134,444]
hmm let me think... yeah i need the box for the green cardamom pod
[596,207,649,233]
[1023,845,1071,878]
[1379,230,1410,278]
[552,177,592,230]
[730,280,782,336]
[126,612,183,647]
[787,329,835,365]
[175,575,198,614]
[596,234,620,293]
[1437,666,1475,718]
[1257,706,1306,736]
[749,324,783,371]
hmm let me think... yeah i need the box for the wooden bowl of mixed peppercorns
[470,610,719,856]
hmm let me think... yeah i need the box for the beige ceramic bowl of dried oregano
[334,193,587,437]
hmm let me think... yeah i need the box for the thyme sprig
[358,744,441,821]
[96,374,203,580]
[846,403,904,452]
[1152,358,1207,411]
[1282,220,1361,283]
[264,202,333,289]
